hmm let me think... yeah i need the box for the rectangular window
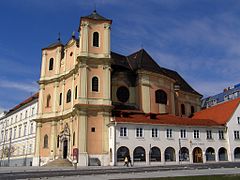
[29,144,32,154]
[234,131,240,140]
[120,127,127,137]
[180,129,186,138]
[32,107,35,116]
[24,123,27,136]
[166,129,172,138]
[59,93,62,106]
[136,128,143,137]
[75,86,78,99]
[18,125,22,138]
[13,127,17,139]
[206,130,213,139]
[219,130,224,140]
[152,128,158,138]
[25,110,28,118]
[193,130,200,139]
[30,123,34,134]
[238,117,240,124]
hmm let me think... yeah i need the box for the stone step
[44,158,73,167]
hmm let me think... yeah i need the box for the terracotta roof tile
[193,97,240,125]
[7,92,39,114]
[114,114,220,127]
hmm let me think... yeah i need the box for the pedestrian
[127,154,133,167]
[124,156,129,167]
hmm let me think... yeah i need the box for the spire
[72,31,75,38]
[58,32,61,42]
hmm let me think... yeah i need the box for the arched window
[179,147,189,161]
[206,147,215,161]
[66,89,71,103]
[133,146,146,162]
[117,146,129,162]
[218,147,228,161]
[191,106,195,114]
[234,147,240,159]
[93,32,99,47]
[73,132,75,146]
[43,134,48,148]
[150,147,161,162]
[49,58,54,70]
[155,89,167,104]
[181,104,185,115]
[92,76,99,92]
[164,147,176,162]
[59,93,62,106]
[46,95,51,107]
[75,86,78,99]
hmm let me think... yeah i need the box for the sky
[0,0,240,112]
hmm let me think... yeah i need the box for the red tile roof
[114,114,220,127]
[193,97,240,125]
[7,92,39,114]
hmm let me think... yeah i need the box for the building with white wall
[0,93,38,166]
[109,98,240,166]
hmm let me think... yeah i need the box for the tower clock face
[117,86,129,103]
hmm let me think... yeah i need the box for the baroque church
[34,10,202,166]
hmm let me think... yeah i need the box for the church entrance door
[63,140,68,159]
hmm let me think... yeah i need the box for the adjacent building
[0,93,38,166]
[109,97,240,166]
[201,83,240,109]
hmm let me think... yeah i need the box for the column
[40,51,47,78]
[50,121,57,159]
[55,47,61,75]
[103,65,111,105]
[38,84,45,115]
[80,23,89,55]
[53,82,59,113]
[78,110,88,166]
[79,63,87,104]
[104,24,111,57]
[34,122,42,166]
[71,74,75,108]
[103,112,110,154]
[140,75,150,113]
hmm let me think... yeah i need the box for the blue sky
[0,0,240,112]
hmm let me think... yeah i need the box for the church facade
[34,10,202,166]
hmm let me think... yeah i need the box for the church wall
[64,76,74,110]
[87,113,103,154]
[65,45,75,72]
[87,21,105,54]
[44,49,57,78]
[40,122,51,157]
[42,84,54,114]
[149,76,172,114]
[87,66,104,98]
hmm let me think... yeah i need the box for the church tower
[34,10,112,166]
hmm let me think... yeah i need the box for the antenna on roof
[58,32,61,42]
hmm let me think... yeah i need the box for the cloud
[0,80,38,93]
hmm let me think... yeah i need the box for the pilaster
[40,51,47,78]
[78,110,88,166]
[50,120,57,159]
[103,24,111,58]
